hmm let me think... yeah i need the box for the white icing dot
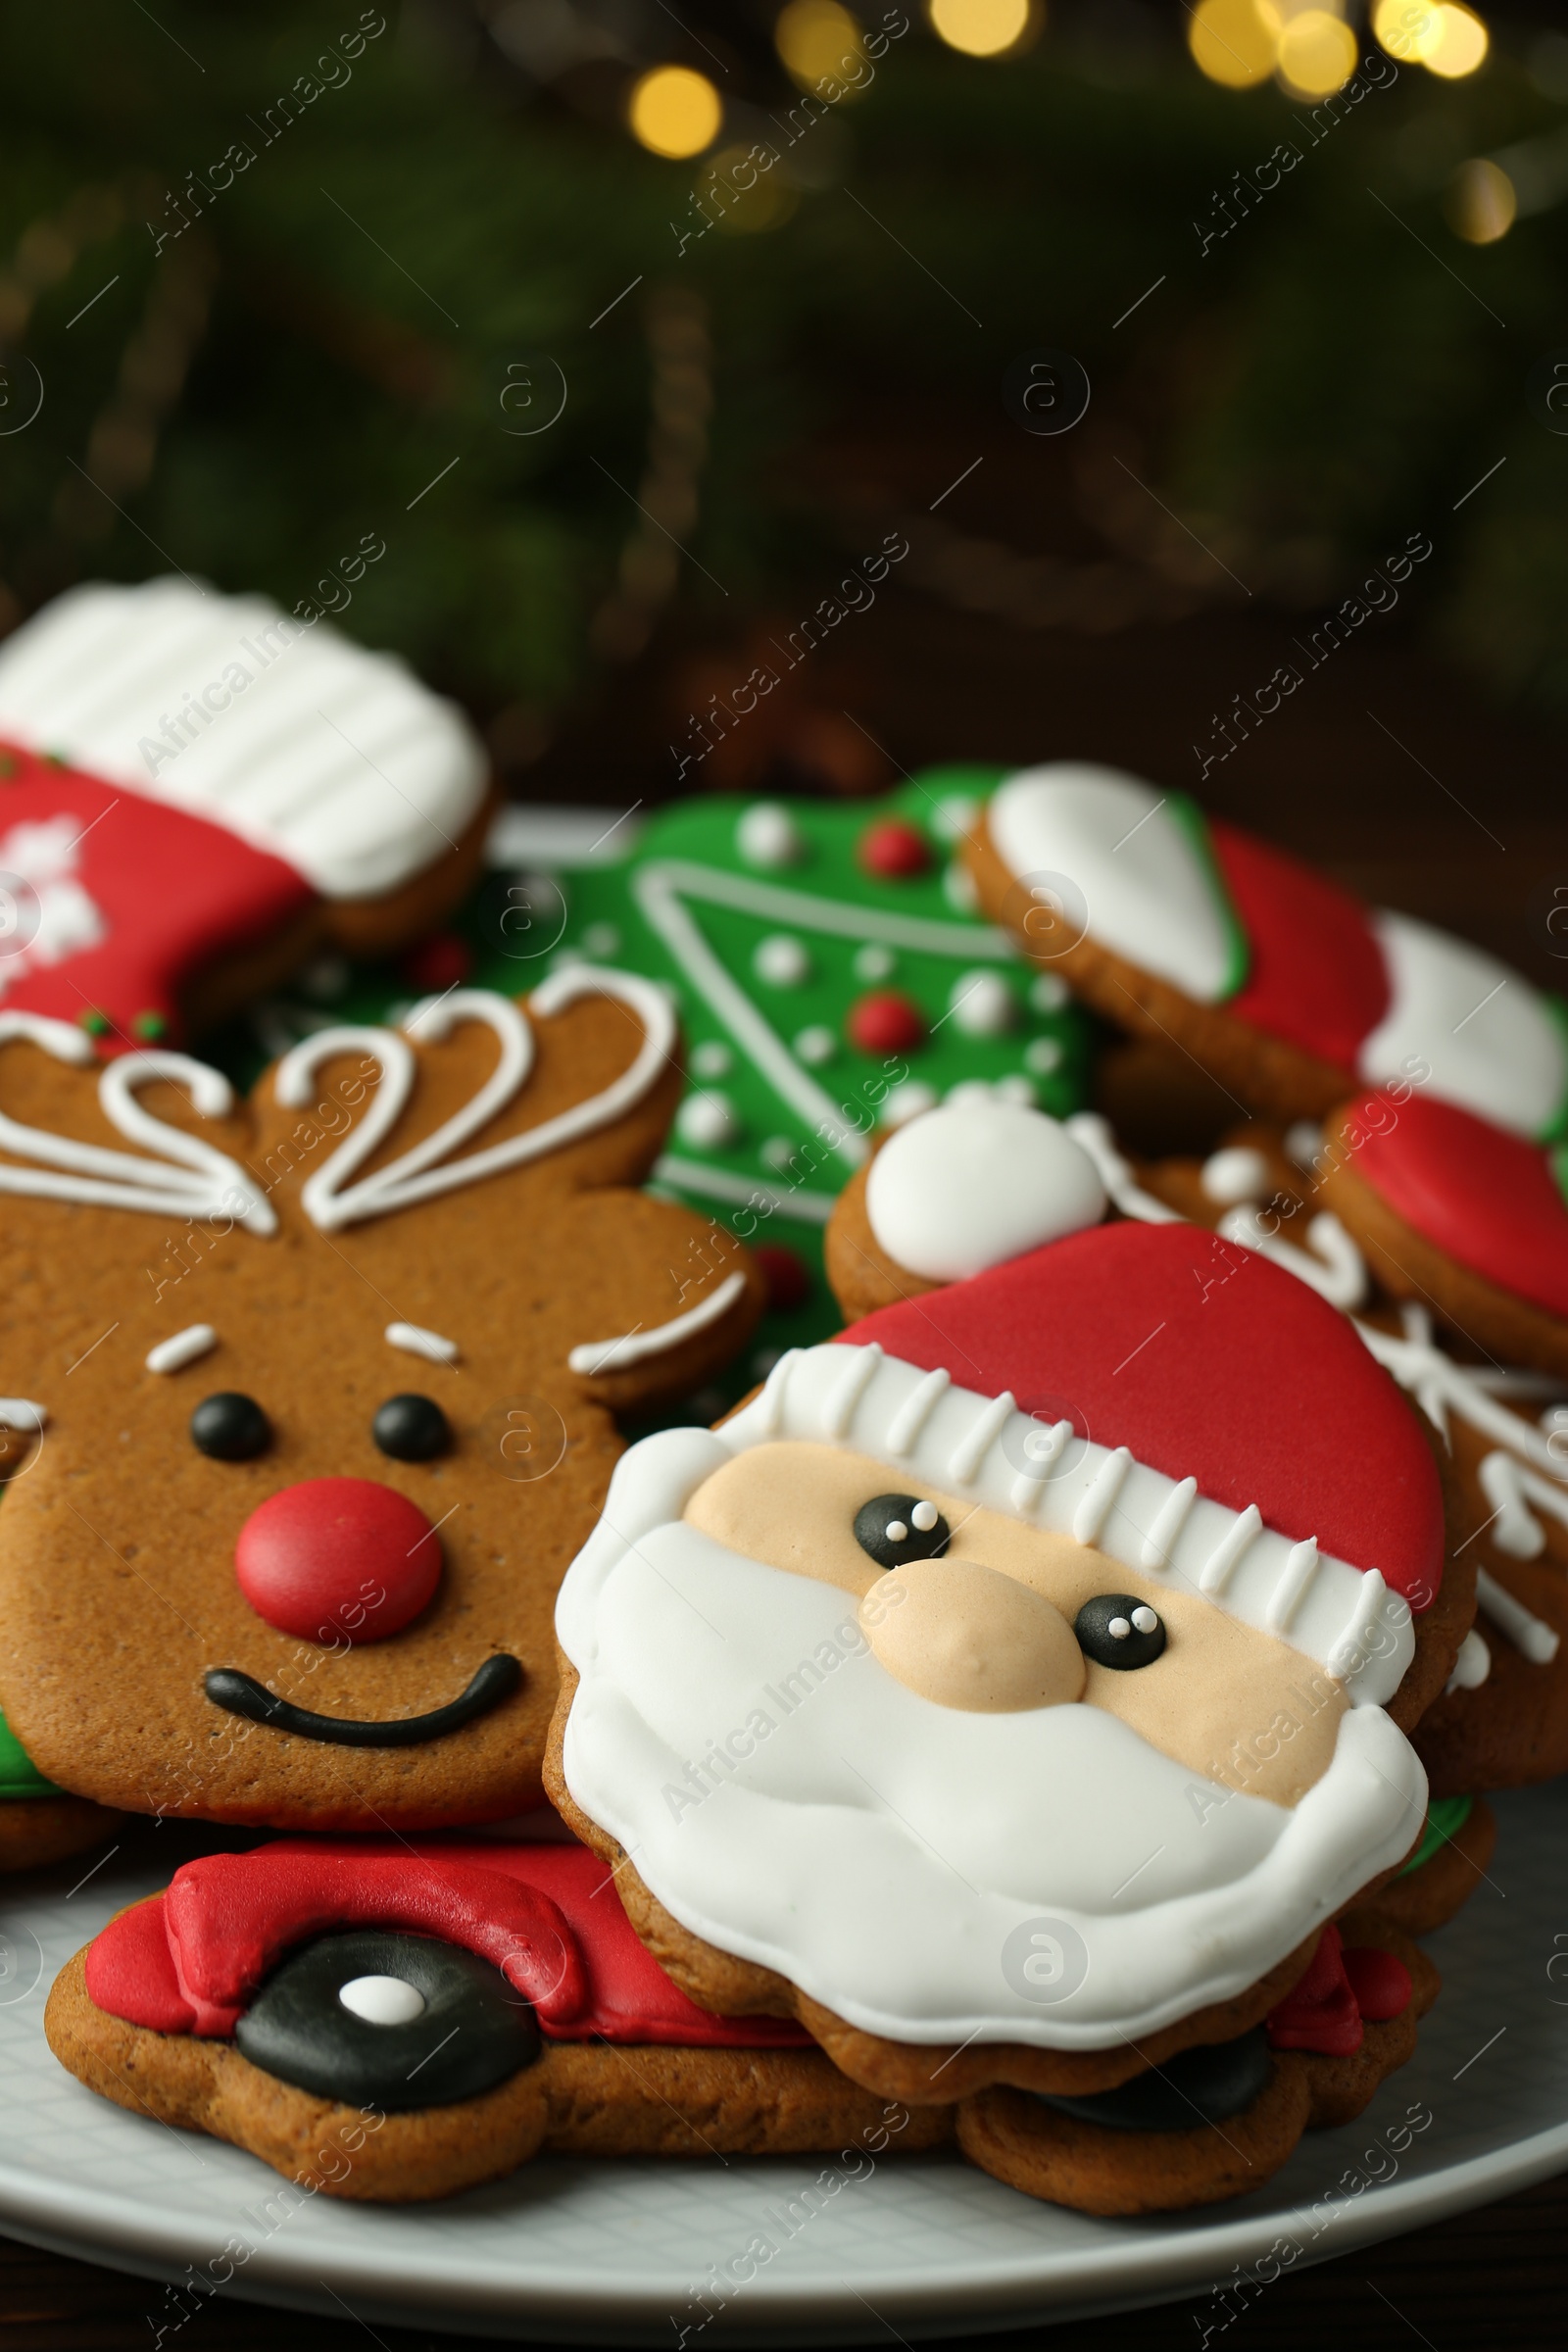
[1285,1119,1326,1172]
[1023,1037,1063,1075]
[932,794,979,844]
[676,1091,741,1150]
[1200,1147,1271,1207]
[855,944,896,983]
[943,860,980,915]
[338,1975,426,2027]
[582,920,621,957]
[881,1080,939,1127]
[948,969,1015,1038]
[1029,972,1068,1014]
[736,803,804,869]
[946,1079,996,1108]
[761,1136,796,1172]
[794,1025,837,1066]
[911,1500,939,1532]
[996,1075,1038,1106]
[885,1520,909,1544]
[1131,1605,1158,1635]
[1107,1617,1132,1641]
[754,933,811,987]
[692,1040,732,1080]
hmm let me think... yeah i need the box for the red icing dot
[756,1244,811,1312]
[1343,1943,1412,2024]
[234,1478,442,1643]
[858,819,929,879]
[400,932,473,993]
[848,991,925,1055]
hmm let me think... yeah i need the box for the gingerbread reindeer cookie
[967,762,1568,1142]
[547,1108,1463,2213]
[0,577,492,1046]
[0,970,762,1844]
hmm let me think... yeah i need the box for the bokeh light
[1424,5,1490,78]
[776,1,867,89]
[1447,157,1515,242]
[627,65,723,159]
[928,0,1036,61]
[1188,0,1279,91]
[1275,9,1356,99]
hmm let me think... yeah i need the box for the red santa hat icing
[987,763,1568,1142]
[0,579,486,1046]
[754,1100,1443,1706]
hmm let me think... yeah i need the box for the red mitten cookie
[0,577,493,1046]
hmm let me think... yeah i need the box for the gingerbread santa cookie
[547,1117,1465,2213]
[967,762,1568,1141]
[0,970,762,1848]
[48,1834,951,2201]
[0,577,492,1048]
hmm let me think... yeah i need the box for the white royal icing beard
[1356,910,1568,1140]
[557,1430,1427,2051]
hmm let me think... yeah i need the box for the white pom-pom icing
[866,1100,1107,1281]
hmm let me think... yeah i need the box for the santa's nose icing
[859,1554,1086,1713]
[234,1478,443,1642]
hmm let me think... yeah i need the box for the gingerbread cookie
[548,1115,1462,2209]
[47,1834,951,2200]
[967,763,1568,1140]
[0,577,493,1047]
[0,970,762,1837]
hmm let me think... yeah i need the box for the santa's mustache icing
[556,1106,1444,2052]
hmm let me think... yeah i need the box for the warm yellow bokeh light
[1276,8,1356,98]
[1188,0,1278,90]
[928,0,1034,60]
[1447,157,1515,242]
[1371,0,1436,59]
[706,149,799,235]
[776,1,865,88]
[1424,4,1490,78]
[627,65,723,159]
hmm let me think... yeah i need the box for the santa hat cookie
[967,762,1568,1143]
[0,578,491,1047]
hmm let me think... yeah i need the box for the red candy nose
[234,1478,442,1643]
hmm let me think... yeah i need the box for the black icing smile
[203,1654,523,1747]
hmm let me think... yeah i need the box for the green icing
[0,1706,62,1800]
[1541,993,1568,1148]
[1396,1791,1473,1878]
[1165,791,1250,1003]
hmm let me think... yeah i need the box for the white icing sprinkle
[691,1040,732,1080]
[1073,1447,1132,1547]
[735,803,803,869]
[1476,1448,1568,1560]
[0,1399,47,1434]
[754,934,811,988]
[1140,1476,1197,1571]
[1200,1147,1270,1207]
[145,1324,217,1376]
[886,1520,909,1544]
[1445,1627,1492,1693]
[1131,1605,1158,1635]
[910,1499,940,1533]
[855,944,896,983]
[948,969,1014,1037]
[1475,1567,1560,1665]
[385,1321,459,1365]
[1200,1502,1262,1594]
[567,1270,747,1378]
[885,1368,951,1456]
[947,1389,1017,1487]
[794,1025,837,1067]
[337,1974,427,2027]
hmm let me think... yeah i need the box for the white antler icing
[0,1012,275,1233]
[273,968,675,1233]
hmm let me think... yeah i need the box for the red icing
[84,1838,813,2050]
[858,819,929,879]
[839,1220,1444,1605]
[0,749,311,1049]
[756,1244,811,1313]
[1346,1091,1568,1319]
[848,991,925,1056]
[1266,1924,1412,2054]
[399,932,473,994]
[1209,821,1389,1072]
[233,1479,442,1642]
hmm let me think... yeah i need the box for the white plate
[0,1783,1562,2347]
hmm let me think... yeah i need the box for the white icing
[761,1137,795,1173]
[272,969,673,1232]
[0,1011,276,1233]
[385,1321,459,1365]
[1285,1119,1324,1171]
[1023,1036,1063,1076]
[690,1040,732,1080]
[0,578,487,899]
[0,814,107,1005]
[948,968,1015,1037]
[735,803,804,869]
[675,1092,739,1150]
[1358,909,1568,1139]
[567,1268,748,1377]
[854,945,896,983]
[996,1075,1038,1106]
[1201,1147,1271,1206]
[753,934,811,988]
[793,1025,836,1067]
[651,1153,838,1226]
[1030,971,1069,1014]
[337,1974,426,2027]
[1063,1111,1184,1226]
[989,765,1237,1001]
[1266,1540,1320,1636]
[0,1399,46,1433]
[1474,1567,1560,1665]
[943,860,980,915]
[1358,1308,1568,1487]
[865,1102,1107,1283]
[1475,1448,1568,1560]
[1217,1204,1368,1311]
[880,1081,939,1128]
[145,1324,217,1375]
[630,859,1014,1177]
[1445,1628,1492,1692]
[556,1408,1426,2050]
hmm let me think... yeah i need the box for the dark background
[2,0,1566,2339]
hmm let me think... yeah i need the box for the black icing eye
[1074,1593,1166,1671]
[372,1394,452,1462]
[190,1393,270,1462]
[853,1492,952,1571]
[234,1929,539,2110]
